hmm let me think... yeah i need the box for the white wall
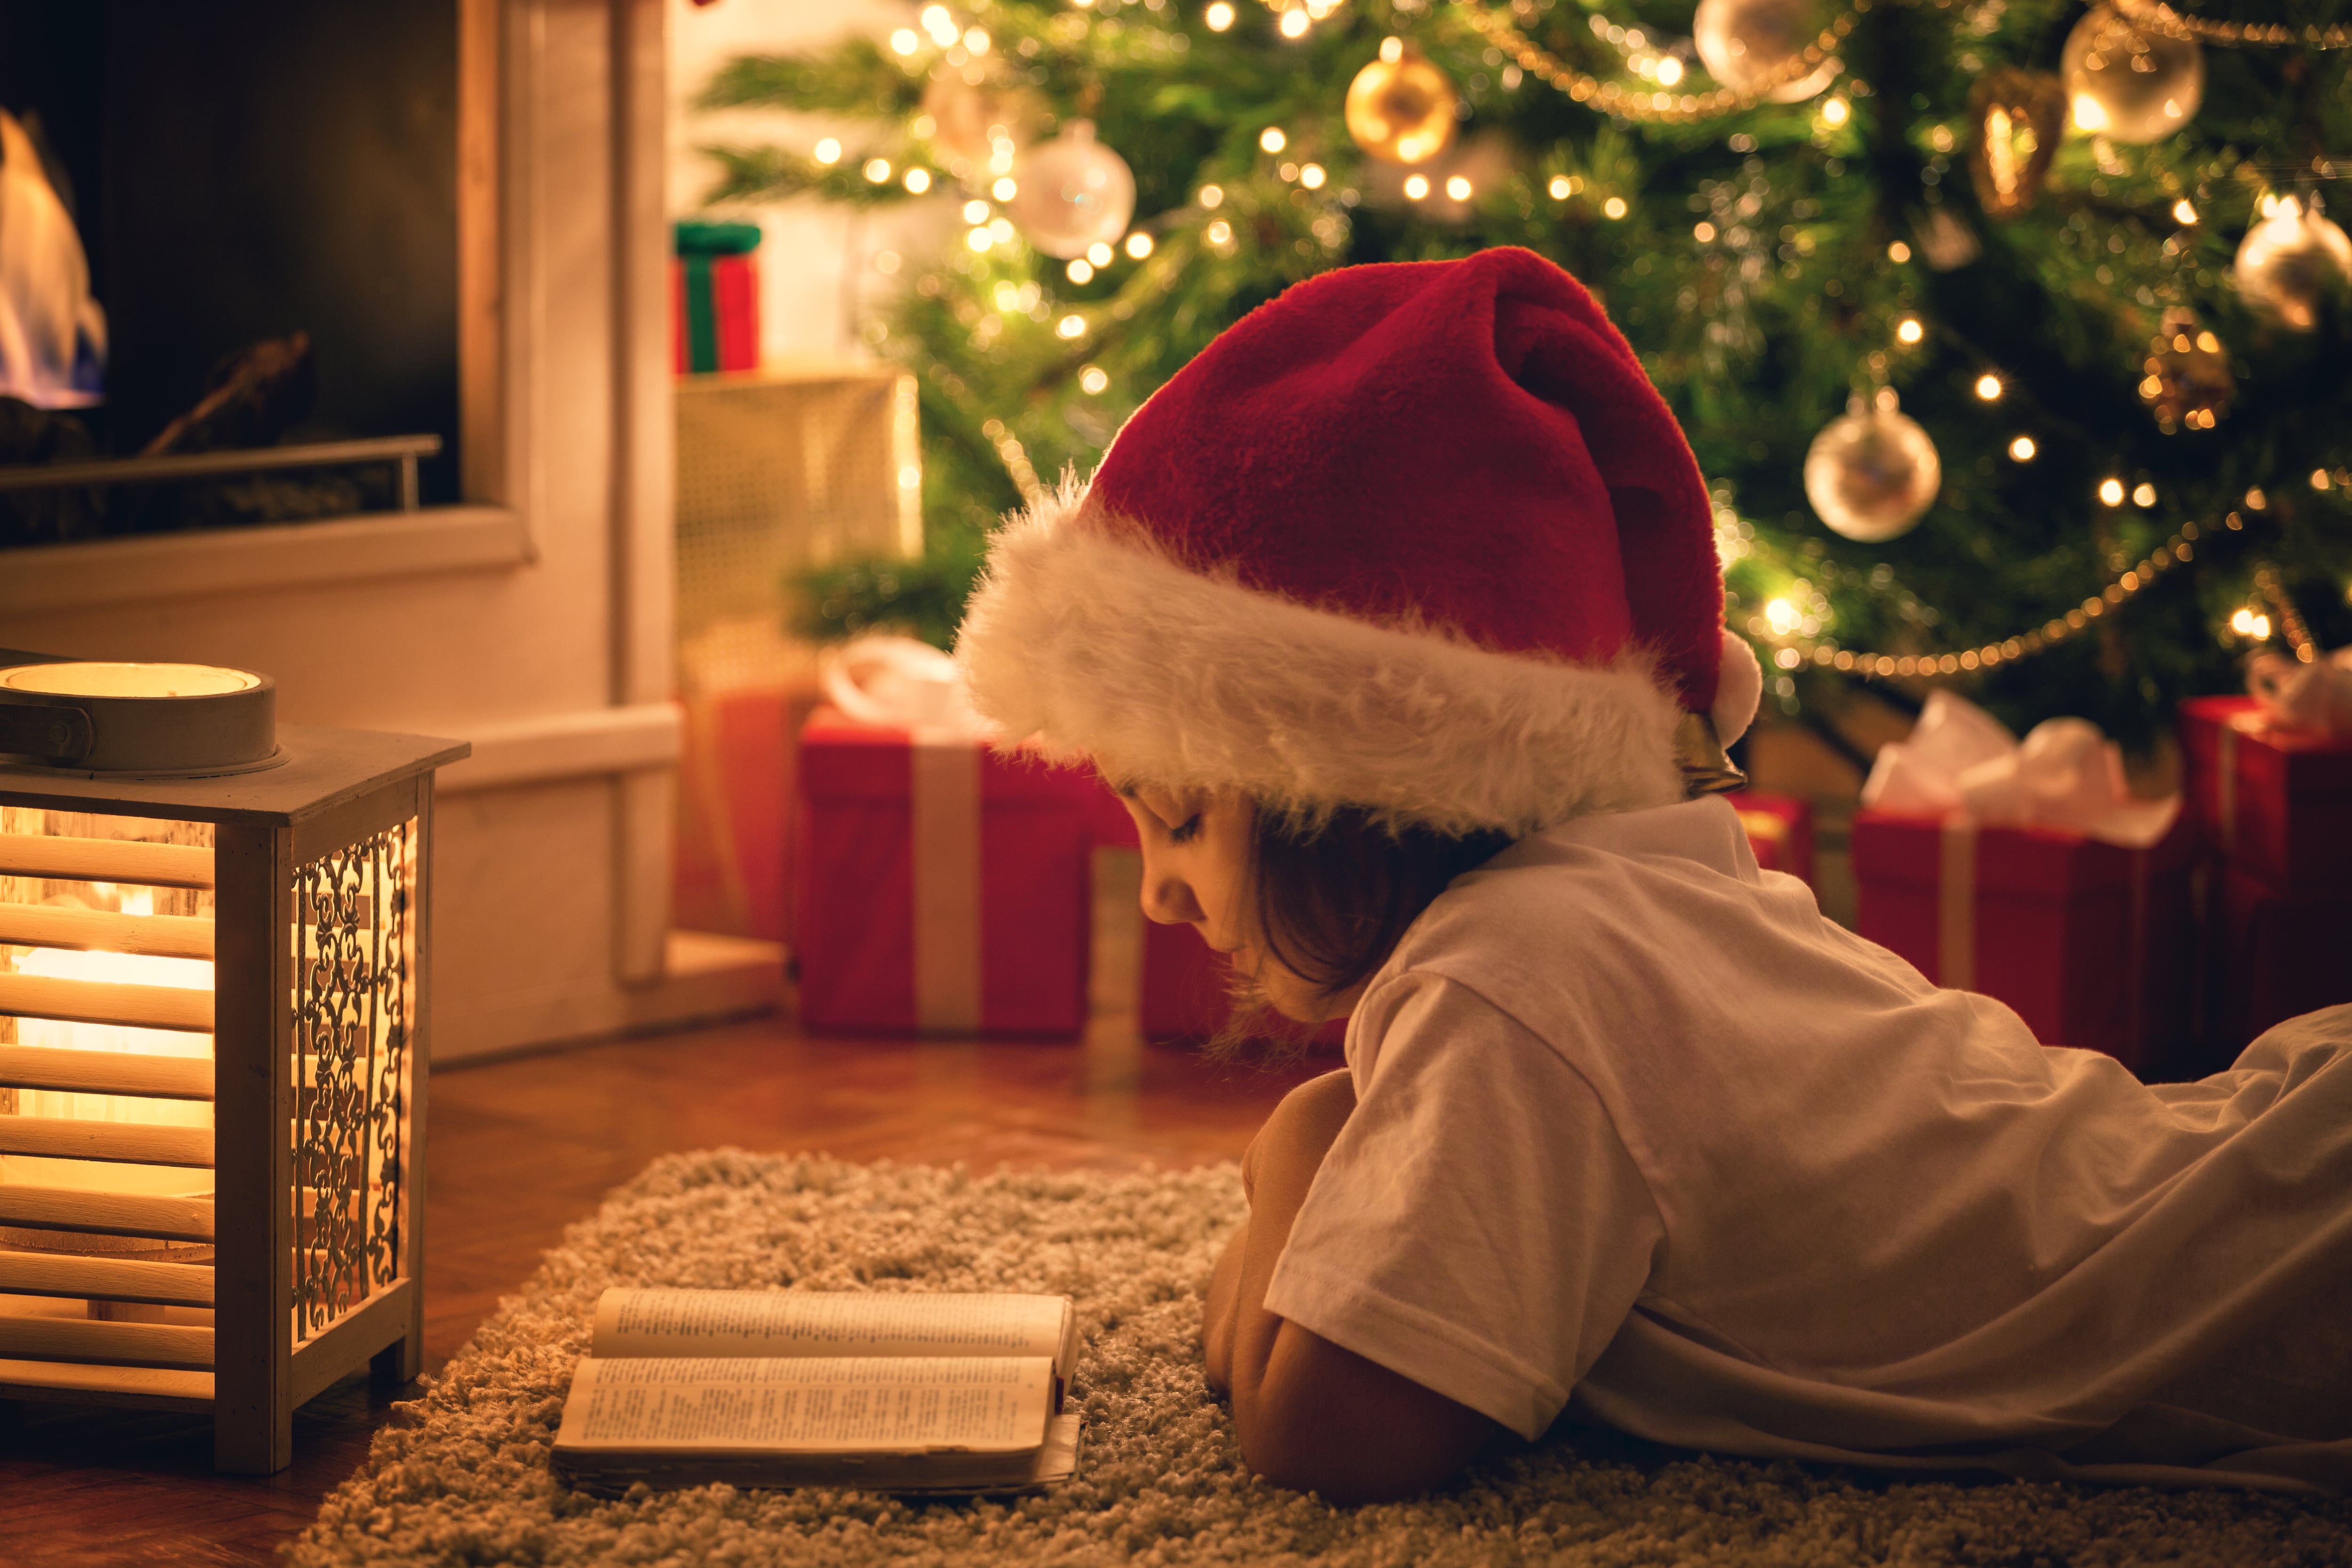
[668,0,955,365]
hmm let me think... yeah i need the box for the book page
[590,1289,1067,1363]
[554,1356,1054,1455]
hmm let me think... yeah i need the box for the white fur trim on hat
[1712,629,1763,749]
[955,480,1689,836]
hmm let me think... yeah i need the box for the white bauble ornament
[1009,121,1136,260]
[2233,195,2352,333]
[1804,392,1941,542]
[1693,0,1836,104]
[2060,4,2201,144]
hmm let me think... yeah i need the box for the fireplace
[0,0,461,547]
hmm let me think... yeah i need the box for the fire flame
[0,109,107,409]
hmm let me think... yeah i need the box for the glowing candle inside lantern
[0,662,260,699]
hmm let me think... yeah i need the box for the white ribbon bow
[1861,691,2179,849]
[820,635,996,740]
[2249,647,2352,740]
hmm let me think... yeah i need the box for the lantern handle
[0,699,95,763]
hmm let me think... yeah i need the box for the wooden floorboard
[1,1013,1320,1565]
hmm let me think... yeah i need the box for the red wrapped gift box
[2179,696,2352,887]
[1851,808,2196,1070]
[1726,790,1814,884]
[796,708,1097,1036]
[2205,862,2352,1048]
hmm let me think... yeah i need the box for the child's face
[1121,785,1328,1022]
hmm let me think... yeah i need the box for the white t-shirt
[1262,795,2352,1492]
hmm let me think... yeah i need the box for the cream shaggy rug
[293,1152,2352,1568]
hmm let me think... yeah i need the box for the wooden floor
[3,1015,1322,1567]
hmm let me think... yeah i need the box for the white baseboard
[432,930,783,1065]
[436,702,684,794]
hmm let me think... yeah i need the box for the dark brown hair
[1222,807,1511,1054]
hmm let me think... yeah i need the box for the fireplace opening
[0,0,460,549]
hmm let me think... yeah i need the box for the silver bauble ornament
[1693,0,1836,104]
[2233,195,2352,334]
[1804,392,1941,543]
[1008,120,1136,260]
[2060,4,2201,144]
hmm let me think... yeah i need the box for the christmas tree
[693,0,2352,756]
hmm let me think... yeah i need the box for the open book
[550,1289,1082,1495]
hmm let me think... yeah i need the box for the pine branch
[696,38,921,119]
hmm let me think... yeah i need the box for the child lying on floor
[954,248,2352,1504]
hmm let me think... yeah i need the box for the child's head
[1120,785,1510,1027]
[958,249,1761,996]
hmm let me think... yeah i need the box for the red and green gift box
[1851,807,2197,1071]
[795,708,1099,1037]
[674,221,761,375]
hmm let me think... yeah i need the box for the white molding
[431,930,782,1064]
[0,506,532,615]
[435,701,683,795]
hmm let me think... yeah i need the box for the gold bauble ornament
[920,69,1045,177]
[1345,44,1457,166]
[2060,4,2202,144]
[2233,195,2352,334]
[1692,0,1837,104]
[2139,307,2232,432]
[1804,391,1941,543]
[1966,69,2066,220]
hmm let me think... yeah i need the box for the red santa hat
[956,246,1761,837]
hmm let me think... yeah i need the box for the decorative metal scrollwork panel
[290,820,413,1347]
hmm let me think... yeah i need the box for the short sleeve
[1260,972,1663,1439]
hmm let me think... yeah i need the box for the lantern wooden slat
[0,904,215,959]
[0,1186,215,1240]
[0,1250,217,1305]
[0,1114,213,1166]
[0,721,463,1472]
[0,1316,215,1371]
[0,1043,215,1099]
[0,835,215,887]
[0,971,215,1033]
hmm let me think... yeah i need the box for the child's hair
[1220,808,1511,1056]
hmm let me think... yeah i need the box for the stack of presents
[781,637,2350,1074]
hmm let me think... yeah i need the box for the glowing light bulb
[1085,241,1114,268]
[2316,469,2335,491]
[1125,231,1154,259]
[2173,199,2198,225]
[2071,93,2107,133]
[962,199,990,223]
[964,28,990,53]
[1548,175,1573,200]
[890,29,919,56]
[1895,317,1924,345]
[2009,435,2037,462]
[1380,37,1404,63]
[1279,7,1310,38]
[1057,315,1086,340]
[1445,175,1473,200]
[1694,222,1716,242]
[1079,365,1110,394]
[1821,98,1851,127]
[2132,482,2156,508]
[1404,174,1430,201]
[1205,219,1233,246]
[1260,127,1287,154]
[1655,56,1684,86]
[1888,240,1911,263]
[903,167,931,194]
[1067,258,1095,284]
[1205,1,1235,30]
[1299,163,1326,190]
[863,158,892,183]
[992,176,1017,201]
[1766,597,1799,634]
[1975,374,2002,401]
[814,139,842,165]
[967,227,994,253]
[1199,184,1224,209]
[1603,195,1628,219]
[2098,478,2126,506]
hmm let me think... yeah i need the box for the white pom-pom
[1711,629,1763,748]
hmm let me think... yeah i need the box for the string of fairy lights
[1461,0,1865,123]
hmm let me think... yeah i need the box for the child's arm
[1202,1218,1246,1393]
[1224,1072,1501,1503]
